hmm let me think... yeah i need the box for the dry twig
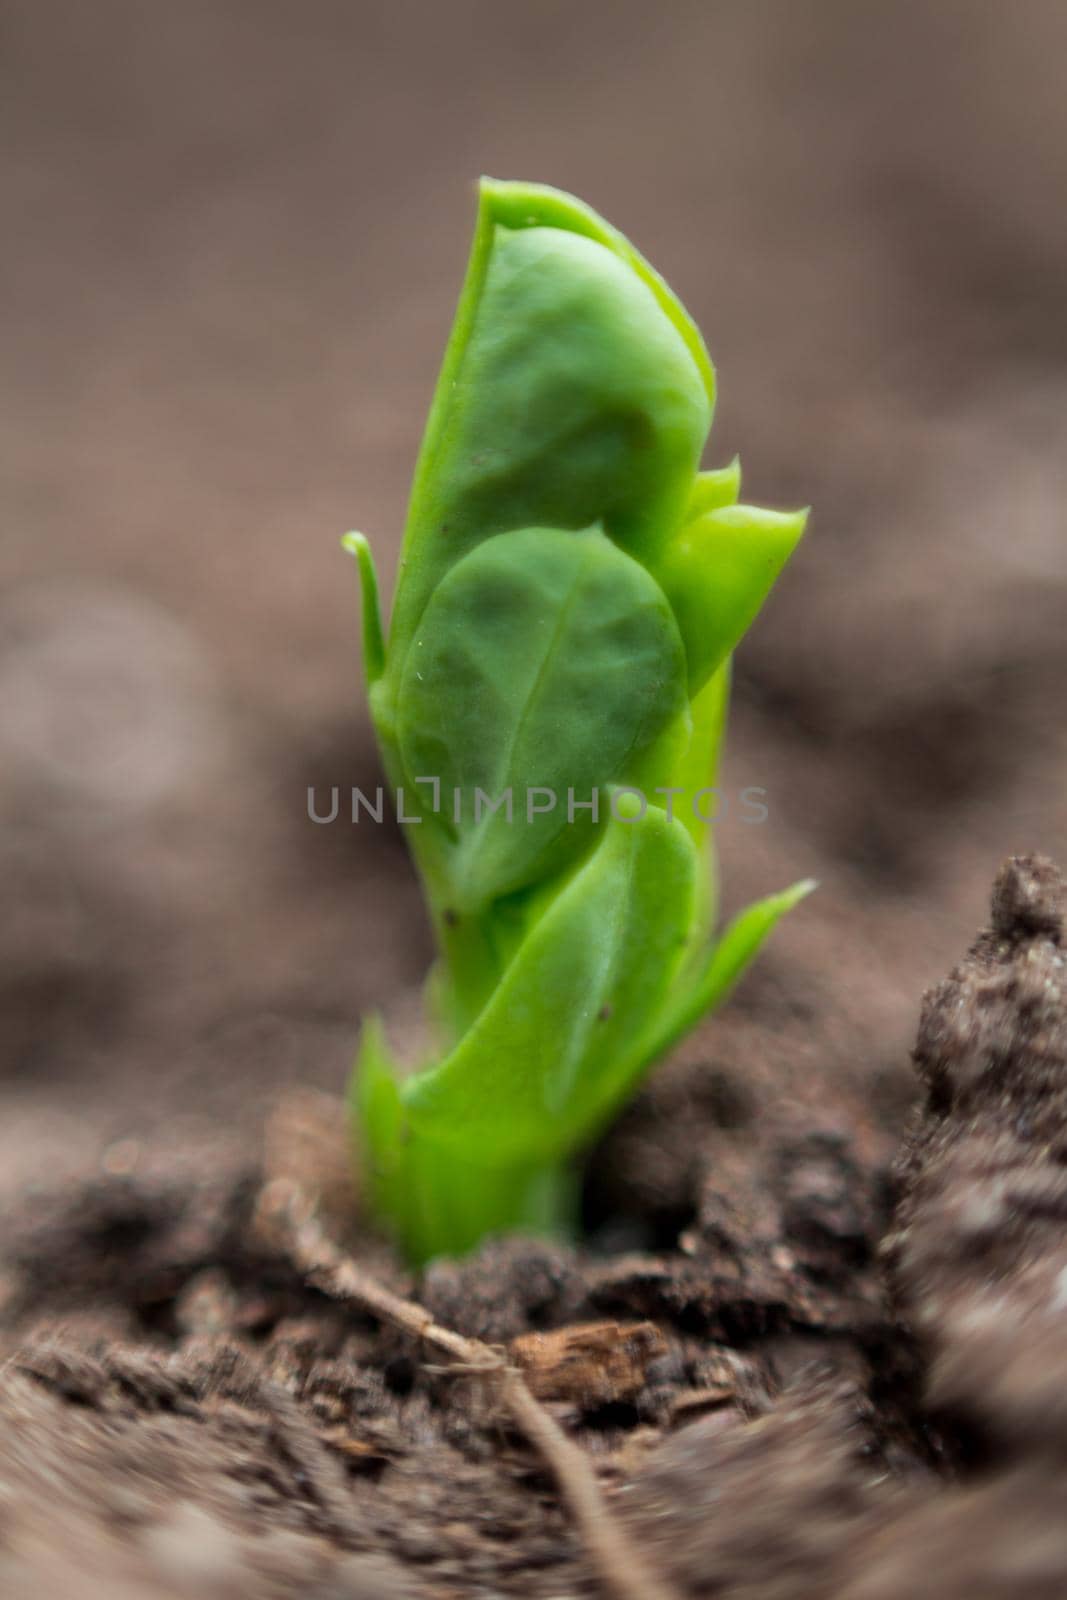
[270,1193,681,1600]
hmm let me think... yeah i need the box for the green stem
[370,1128,578,1266]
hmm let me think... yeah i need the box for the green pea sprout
[344,179,812,1263]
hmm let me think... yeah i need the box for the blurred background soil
[2,0,1066,1193]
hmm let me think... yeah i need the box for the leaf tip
[343,532,386,685]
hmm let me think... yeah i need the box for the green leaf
[636,877,817,1069]
[350,1012,579,1263]
[621,660,730,957]
[658,504,808,694]
[684,457,741,518]
[671,660,731,944]
[384,181,714,677]
[341,532,386,687]
[396,525,687,908]
[349,1014,407,1229]
[482,179,715,402]
[404,802,700,1162]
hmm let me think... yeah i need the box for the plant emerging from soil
[346,179,811,1263]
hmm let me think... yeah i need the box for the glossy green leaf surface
[383,182,714,685]
[658,503,808,694]
[405,803,699,1160]
[397,525,687,907]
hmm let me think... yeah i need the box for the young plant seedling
[346,179,812,1264]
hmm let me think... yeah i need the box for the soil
[4,4,1067,1596]
[0,855,1062,1597]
